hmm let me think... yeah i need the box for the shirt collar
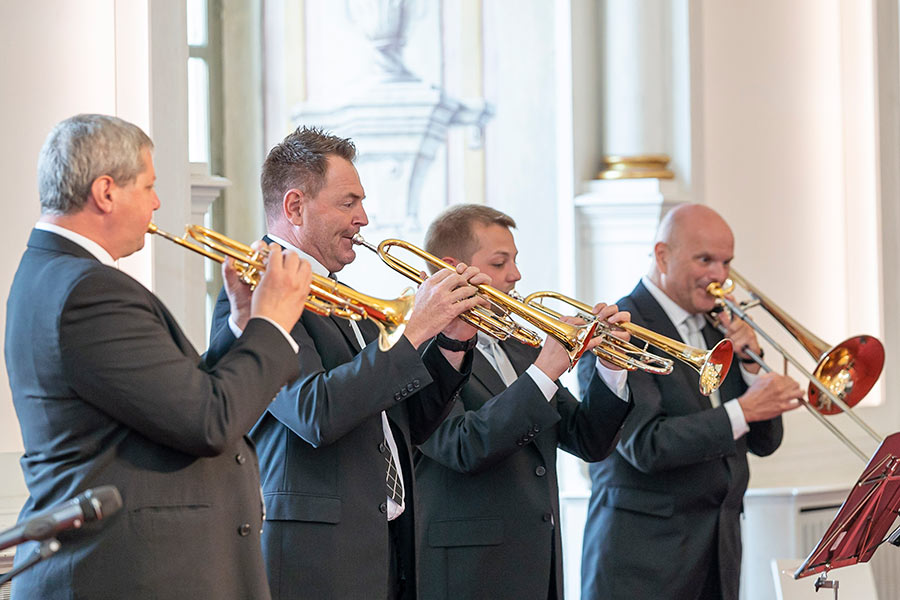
[476,331,498,350]
[640,275,700,332]
[266,233,330,278]
[35,221,117,267]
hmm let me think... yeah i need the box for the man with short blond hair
[413,203,633,600]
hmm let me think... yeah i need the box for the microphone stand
[0,538,60,587]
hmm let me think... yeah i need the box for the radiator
[743,485,900,600]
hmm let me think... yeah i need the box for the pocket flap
[598,486,674,518]
[264,492,341,524]
[428,518,503,547]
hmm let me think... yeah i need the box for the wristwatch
[435,332,477,352]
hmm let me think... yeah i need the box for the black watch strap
[436,332,478,352]
[739,347,764,364]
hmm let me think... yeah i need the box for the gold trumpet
[352,234,597,369]
[524,291,734,396]
[148,223,414,351]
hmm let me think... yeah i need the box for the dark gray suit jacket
[211,270,471,600]
[579,281,783,600]
[5,229,299,599]
[415,338,632,600]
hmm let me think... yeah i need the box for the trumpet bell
[810,335,885,415]
[369,288,415,351]
[699,339,734,397]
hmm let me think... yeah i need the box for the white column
[599,0,691,185]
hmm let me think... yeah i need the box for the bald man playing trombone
[579,203,804,600]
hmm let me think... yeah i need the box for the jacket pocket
[597,486,674,518]
[264,492,341,524]
[428,517,503,547]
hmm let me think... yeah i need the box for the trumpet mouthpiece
[352,233,377,252]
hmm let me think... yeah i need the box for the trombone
[524,291,734,396]
[352,234,597,368]
[148,223,414,351]
[706,269,885,461]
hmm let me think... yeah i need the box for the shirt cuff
[230,314,299,354]
[594,357,630,401]
[525,364,558,402]
[740,362,761,386]
[724,398,750,440]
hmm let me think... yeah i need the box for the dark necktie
[384,441,403,504]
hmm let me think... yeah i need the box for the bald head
[649,203,734,314]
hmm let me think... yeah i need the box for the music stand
[794,431,900,592]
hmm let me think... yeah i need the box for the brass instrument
[352,234,597,368]
[148,223,414,351]
[524,291,734,396]
[707,270,885,462]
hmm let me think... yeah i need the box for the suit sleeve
[418,375,563,475]
[556,369,632,462]
[210,289,468,449]
[60,270,300,457]
[577,356,737,474]
[746,416,783,457]
[406,339,472,445]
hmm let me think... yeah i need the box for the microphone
[0,485,122,551]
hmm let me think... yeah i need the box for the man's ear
[89,176,115,214]
[282,189,305,226]
[442,256,460,267]
[654,242,668,274]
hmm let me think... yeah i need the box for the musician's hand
[534,316,584,380]
[719,308,762,373]
[224,254,253,331]
[587,303,631,370]
[737,372,803,422]
[250,243,312,333]
[403,263,486,349]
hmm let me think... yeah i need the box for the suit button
[516,440,525,447]
[542,512,553,523]
[379,502,387,514]
[401,389,408,398]
[235,453,246,465]
[378,442,387,453]
[413,380,420,388]
[533,424,541,433]
[394,392,402,401]
[535,466,546,477]
[238,523,252,536]
[406,383,415,392]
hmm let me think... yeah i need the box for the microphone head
[79,486,123,521]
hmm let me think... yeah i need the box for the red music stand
[794,432,900,585]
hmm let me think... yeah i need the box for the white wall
[0,1,192,527]
[695,0,894,488]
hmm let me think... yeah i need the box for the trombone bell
[811,336,885,415]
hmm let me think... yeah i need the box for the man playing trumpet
[413,204,634,600]
[210,127,488,599]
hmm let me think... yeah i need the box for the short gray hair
[38,114,153,215]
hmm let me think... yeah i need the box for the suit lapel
[470,349,508,397]
[330,315,363,353]
[262,234,365,354]
[628,281,711,410]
